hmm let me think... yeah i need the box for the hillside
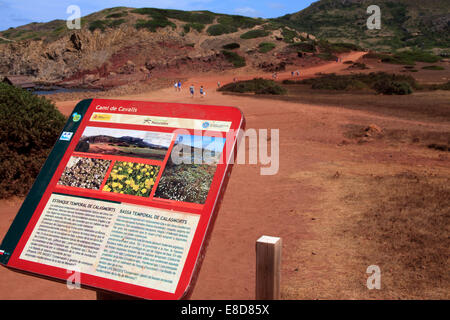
[276,0,450,52]
[0,7,334,88]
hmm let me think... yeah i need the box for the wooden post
[256,236,282,300]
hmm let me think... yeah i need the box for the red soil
[1,51,448,299]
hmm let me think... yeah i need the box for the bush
[288,42,315,53]
[222,43,240,50]
[296,72,418,94]
[422,65,445,71]
[183,23,205,33]
[89,20,108,32]
[135,18,176,32]
[131,8,216,24]
[258,42,276,53]
[221,50,246,68]
[217,15,262,29]
[0,83,66,198]
[207,24,238,36]
[426,81,450,91]
[219,78,286,95]
[240,29,269,39]
[373,80,413,95]
[89,19,125,31]
[105,12,128,19]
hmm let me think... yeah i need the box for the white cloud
[234,7,258,17]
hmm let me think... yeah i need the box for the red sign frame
[0,99,245,300]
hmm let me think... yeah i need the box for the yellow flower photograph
[103,161,160,197]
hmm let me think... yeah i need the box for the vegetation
[318,40,362,54]
[221,50,246,68]
[373,80,413,95]
[89,19,126,31]
[103,161,160,197]
[105,12,128,19]
[0,83,66,198]
[288,72,419,95]
[222,43,240,50]
[219,78,286,95]
[426,81,450,91]
[135,18,176,32]
[240,29,269,39]
[364,50,441,65]
[422,65,445,71]
[258,42,276,53]
[275,0,450,51]
[131,8,216,24]
[207,24,238,36]
[288,42,315,53]
[183,23,205,33]
[206,15,263,36]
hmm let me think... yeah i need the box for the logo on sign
[202,122,210,129]
[60,132,74,141]
[72,113,82,122]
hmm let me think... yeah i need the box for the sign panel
[0,99,244,299]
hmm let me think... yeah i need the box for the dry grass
[342,172,450,299]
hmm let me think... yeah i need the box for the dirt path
[1,50,448,299]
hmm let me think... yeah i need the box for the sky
[177,135,226,152]
[0,0,317,31]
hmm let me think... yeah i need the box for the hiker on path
[174,81,178,92]
[189,84,195,98]
[178,80,182,91]
[217,81,221,89]
[200,86,205,98]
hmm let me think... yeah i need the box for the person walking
[217,81,221,89]
[178,80,182,92]
[174,81,178,92]
[189,84,195,98]
[200,86,205,98]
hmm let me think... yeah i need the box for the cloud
[234,7,259,17]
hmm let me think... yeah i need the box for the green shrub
[207,24,238,36]
[427,81,450,90]
[316,52,338,61]
[135,18,176,32]
[281,27,298,43]
[89,20,108,32]
[0,83,66,198]
[365,50,441,65]
[131,8,215,24]
[422,65,445,70]
[183,23,205,33]
[258,42,276,53]
[219,78,286,95]
[373,80,413,95]
[222,50,246,68]
[217,15,262,29]
[297,72,418,94]
[105,12,128,19]
[240,29,269,39]
[222,43,240,50]
[289,42,315,53]
[89,19,125,31]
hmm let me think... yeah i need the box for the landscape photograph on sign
[74,126,173,161]
[57,156,112,190]
[155,135,226,204]
[103,161,160,197]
